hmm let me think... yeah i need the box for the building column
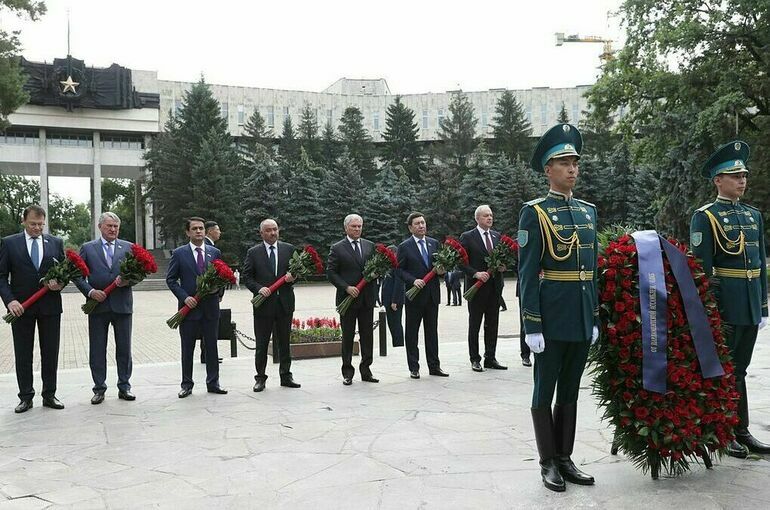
[134,177,144,246]
[38,128,49,233]
[92,131,102,239]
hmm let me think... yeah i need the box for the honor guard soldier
[690,141,769,458]
[518,124,598,492]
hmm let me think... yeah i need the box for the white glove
[760,318,767,330]
[525,333,545,354]
[591,326,599,344]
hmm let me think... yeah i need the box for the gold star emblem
[60,75,79,94]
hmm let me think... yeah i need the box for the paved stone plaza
[1,283,769,509]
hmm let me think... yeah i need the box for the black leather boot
[735,380,770,454]
[553,403,595,485]
[532,407,566,492]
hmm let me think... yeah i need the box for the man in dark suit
[449,269,462,305]
[327,214,379,385]
[396,212,448,379]
[74,212,136,404]
[459,205,508,372]
[242,218,301,392]
[0,205,66,413]
[380,245,404,347]
[200,220,223,365]
[166,217,227,398]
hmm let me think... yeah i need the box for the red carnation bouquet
[251,245,324,309]
[81,245,158,314]
[3,250,90,324]
[337,243,398,316]
[405,237,468,301]
[463,234,518,301]
[590,228,739,478]
[166,259,236,329]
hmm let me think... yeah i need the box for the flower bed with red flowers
[290,316,342,344]
[589,229,739,477]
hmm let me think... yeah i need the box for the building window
[0,130,38,145]
[174,99,182,117]
[438,108,444,126]
[541,103,547,123]
[572,105,579,123]
[283,106,290,122]
[220,102,229,121]
[46,132,93,148]
[422,109,428,129]
[267,106,275,128]
[482,109,488,128]
[101,134,144,150]
[373,112,379,131]
[237,104,245,125]
[327,108,333,125]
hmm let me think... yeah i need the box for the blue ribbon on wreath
[631,230,724,393]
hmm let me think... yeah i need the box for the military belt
[713,267,761,280]
[542,269,593,281]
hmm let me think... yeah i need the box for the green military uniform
[519,123,597,492]
[689,140,769,457]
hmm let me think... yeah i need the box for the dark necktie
[196,247,205,274]
[105,242,114,268]
[269,245,277,276]
[30,236,40,271]
[352,240,362,263]
[418,239,430,267]
[484,231,493,253]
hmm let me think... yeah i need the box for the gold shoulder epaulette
[696,202,714,213]
[524,197,546,207]
[575,198,596,208]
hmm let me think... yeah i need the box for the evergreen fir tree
[320,121,343,173]
[338,106,377,183]
[278,116,300,168]
[490,90,533,163]
[417,163,464,240]
[557,102,570,124]
[282,148,327,252]
[382,96,424,184]
[319,151,365,246]
[437,91,478,176]
[297,103,321,163]
[362,164,415,245]
[460,142,502,230]
[241,151,287,250]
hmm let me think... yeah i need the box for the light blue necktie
[418,239,430,268]
[105,242,114,268]
[30,237,40,271]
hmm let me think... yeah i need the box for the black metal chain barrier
[233,327,257,350]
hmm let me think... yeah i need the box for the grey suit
[74,238,134,394]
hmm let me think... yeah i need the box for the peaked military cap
[701,140,750,179]
[530,123,583,173]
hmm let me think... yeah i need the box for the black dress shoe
[410,371,420,379]
[736,431,770,454]
[14,400,33,413]
[541,458,566,492]
[471,361,484,372]
[726,440,748,458]
[558,456,595,485]
[91,393,105,405]
[253,380,266,392]
[522,356,532,367]
[207,387,228,394]
[484,359,508,370]
[281,378,301,388]
[429,368,449,377]
[362,376,379,383]
[118,390,136,401]
[42,396,64,410]
[178,388,192,398]
[343,377,353,386]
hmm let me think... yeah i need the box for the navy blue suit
[166,243,223,390]
[397,236,443,372]
[0,232,65,401]
[380,271,404,347]
[74,238,134,394]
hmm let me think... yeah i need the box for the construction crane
[555,32,615,63]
